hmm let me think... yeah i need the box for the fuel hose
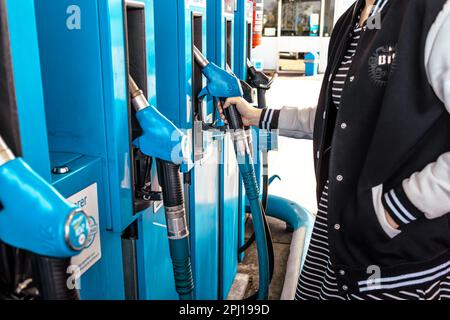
[224,105,270,300]
[238,63,274,255]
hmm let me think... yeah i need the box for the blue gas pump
[1,0,90,299]
[153,0,220,300]
[31,0,175,299]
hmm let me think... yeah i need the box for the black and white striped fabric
[296,181,450,300]
[259,108,280,130]
[332,0,390,108]
[331,18,363,108]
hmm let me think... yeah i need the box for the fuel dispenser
[31,0,185,299]
[206,0,242,299]
[0,0,90,300]
[154,0,221,299]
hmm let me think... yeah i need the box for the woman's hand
[385,211,400,229]
[218,97,262,127]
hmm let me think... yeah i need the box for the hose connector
[166,205,189,240]
[0,136,15,166]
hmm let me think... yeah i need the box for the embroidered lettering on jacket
[368,45,397,86]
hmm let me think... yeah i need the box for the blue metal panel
[93,0,135,232]
[34,0,134,233]
[207,0,239,299]
[33,0,135,299]
[7,0,126,299]
[51,155,125,300]
[154,0,220,300]
[136,206,178,300]
[6,0,51,180]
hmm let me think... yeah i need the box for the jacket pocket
[371,184,402,239]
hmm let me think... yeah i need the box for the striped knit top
[331,21,363,109]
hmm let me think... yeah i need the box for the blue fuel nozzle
[0,137,90,258]
[129,77,189,165]
[192,46,243,100]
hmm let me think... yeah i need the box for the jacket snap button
[334,224,341,230]
[349,76,355,82]
[342,285,348,291]
[339,270,346,276]
[341,123,347,129]
[337,175,344,182]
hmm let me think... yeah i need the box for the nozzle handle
[223,102,244,130]
[257,89,267,110]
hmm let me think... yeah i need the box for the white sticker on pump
[187,0,206,9]
[69,183,101,276]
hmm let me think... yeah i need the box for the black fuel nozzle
[246,59,277,109]
[239,79,254,104]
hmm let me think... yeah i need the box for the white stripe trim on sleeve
[383,193,410,224]
[389,190,417,221]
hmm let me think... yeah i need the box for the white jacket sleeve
[382,1,450,226]
[258,106,317,140]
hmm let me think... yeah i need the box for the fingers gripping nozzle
[129,76,189,165]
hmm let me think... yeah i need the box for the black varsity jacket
[259,0,450,294]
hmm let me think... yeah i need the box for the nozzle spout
[129,75,150,112]
[128,75,141,98]
[0,136,15,166]
[193,46,209,69]
[246,58,253,69]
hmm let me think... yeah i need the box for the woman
[220,0,450,300]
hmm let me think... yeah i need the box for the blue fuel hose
[224,106,270,300]
[156,160,194,300]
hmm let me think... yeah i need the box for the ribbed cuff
[259,109,280,130]
[381,185,424,227]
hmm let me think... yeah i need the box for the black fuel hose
[32,255,79,300]
[156,160,194,300]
